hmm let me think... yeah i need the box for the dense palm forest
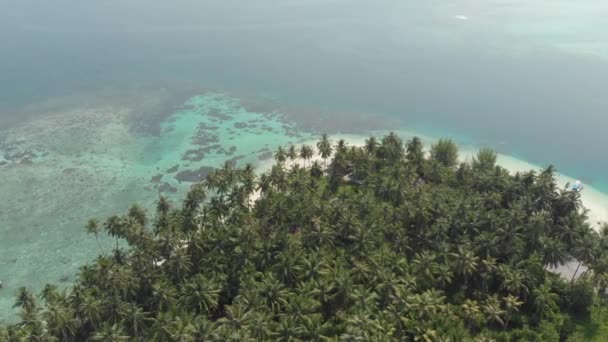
[3,133,608,341]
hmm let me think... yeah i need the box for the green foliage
[430,138,459,167]
[3,133,607,341]
[473,148,498,171]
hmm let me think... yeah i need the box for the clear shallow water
[0,92,315,322]
[2,0,608,321]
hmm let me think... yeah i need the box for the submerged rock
[217,146,237,156]
[157,182,178,193]
[20,158,33,166]
[258,151,274,160]
[166,164,180,173]
[197,123,219,130]
[182,148,206,162]
[150,174,163,183]
[228,155,246,165]
[175,166,216,183]
[192,134,219,146]
[206,109,232,121]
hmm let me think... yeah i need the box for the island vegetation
[2,133,608,341]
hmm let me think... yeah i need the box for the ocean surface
[1,0,608,322]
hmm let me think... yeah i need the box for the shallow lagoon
[0,92,318,322]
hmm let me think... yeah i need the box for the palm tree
[179,275,220,315]
[241,163,256,197]
[91,323,130,342]
[364,136,379,156]
[301,252,330,283]
[14,287,36,313]
[128,204,148,227]
[406,137,423,162]
[482,296,505,328]
[498,265,529,298]
[303,217,336,249]
[151,280,178,312]
[153,195,172,236]
[193,316,221,341]
[533,282,559,322]
[451,247,479,288]
[408,289,447,320]
[119,302,150,339]
[86,218,106,255]
[182,183,206,217]
[44,304,79,341]
[430,138,459,168]
[502,295,523,329]
[216,302,254,336]
[434,264,454,289]
[317,134,332,167]
[105,215,126,250]
[472,148,497,171]
[310,161,323,179]
[571,235,598,283]
[300,144,314,167]
[300,313,330,341]
[274,318,305,342]
[283,294,320,324]
[166,248,192,282]
[273,248,305,286]
[412,251,438,284]
[260,274,289,315]
[379,132,404,163]
[288,145,298,162]
[540,237,569,269]
[275,146,287,165]
[77,293,104,330]
[41,283,62,306]
[460,299,482,330]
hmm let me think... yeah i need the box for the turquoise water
[0,92,313,322]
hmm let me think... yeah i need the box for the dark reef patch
[227,155,246,165]
[182,148,206,162]
[157,183,178,193]
[192,134,219,146]
[197,123,219,131]
[217,146,237,156]
[207,109,232,121]
[166,164,180,173]
[150,174,163,183]
[62,168,77,175]
[258,151,274,160]
[20,158,33,166]
[175,166,216,183]
[3,150,38,165]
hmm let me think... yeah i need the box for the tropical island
[2,133,608,341]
